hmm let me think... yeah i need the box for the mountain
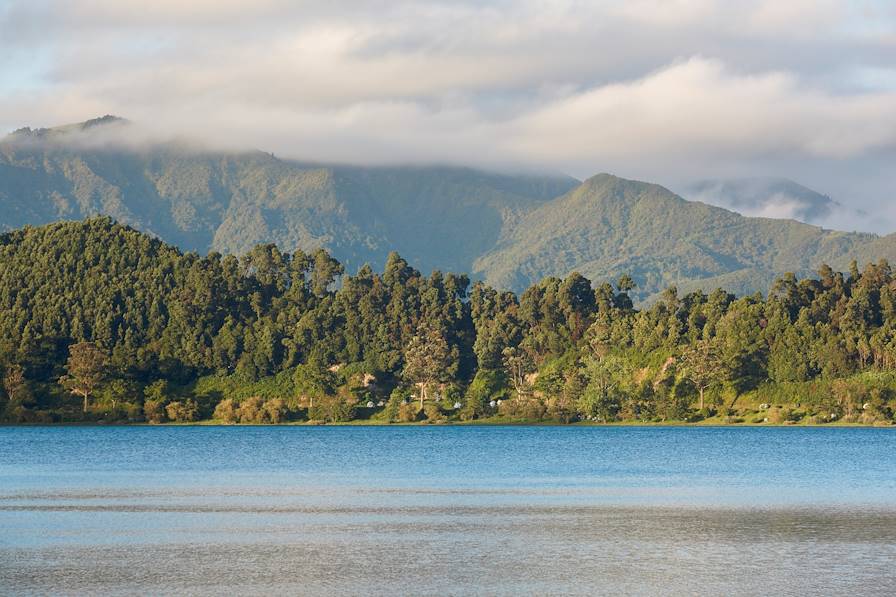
[681,177,861,225]
[475,174,896,300]
[0,117,578,276]
[3,117,896,301]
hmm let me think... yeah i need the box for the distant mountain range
[477,174,896,300]
[2,116,894,301]
[681,177,868,228]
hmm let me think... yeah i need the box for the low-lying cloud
[1,0,895,230]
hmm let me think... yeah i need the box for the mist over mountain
[681,177,871,231]
[0,118,577,276]
[683,178,839,221]
[3,117,896,301]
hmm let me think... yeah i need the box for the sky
[1,0,895,231]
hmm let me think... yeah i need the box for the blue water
[2,426,895,595]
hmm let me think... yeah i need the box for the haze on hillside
[5,119,896,303]
[1,1,895,232]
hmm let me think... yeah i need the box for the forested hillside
[4,118,896,301]
[2,218,896,425]
[476,174,896,300]
[0,118,576,276]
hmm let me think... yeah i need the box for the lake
[1,426,895,595]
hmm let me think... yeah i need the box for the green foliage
[308,394,355,423]
[461,369,508,420]
[397,401,422,423]
[475,174,896,301]
[59,342,107,413]
[377,387,409,423]
[143,398,167,424]
[403,322,452,407]
[0,125,576,279]
[234,396,290,424]
[293,359,338,407]
[3,218,896,426]
[212,398,239,423]
[144,380,172,404]
[165,399,199,423]
[9,123,896,305]
[192,369,297,405]
[424,402,446,423]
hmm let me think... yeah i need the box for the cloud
[1,0,896,230]
[505,57,896,164]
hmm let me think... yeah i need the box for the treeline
[1,217,895,425]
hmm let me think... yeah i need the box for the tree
[294,357,338,408]
[580,356,625,421]
[165,399,199,422]
[213,398,239,423]
[558,272,595,340]
[144,379,172,403]
[143,398,167,424]
[308,393,355,423]
[403,324,451,410]
[59,342,107,412]
[553,367,585,422]
[586,318,613,362]
[501,346,533,401]
[614,274,636,310]
[2,364,29,419]
[3,364,26,404]
[616,274,636,293]
[681,339,727,411]
[263,398,288,423]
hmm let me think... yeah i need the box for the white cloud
[505,58,896,164]
[2,0,896,230]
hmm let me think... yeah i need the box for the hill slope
[4,118,896,300]
[474,174,896,299]
[0,118,577,275]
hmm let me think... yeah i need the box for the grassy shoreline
[4,417,892,428]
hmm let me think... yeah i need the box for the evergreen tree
[59,342,108,412]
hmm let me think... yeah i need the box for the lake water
[1,426,895,595]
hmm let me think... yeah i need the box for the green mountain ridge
[0,122,577,276]
[2,118,896,300]
[475,174,896,300]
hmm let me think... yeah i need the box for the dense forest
[6,119,896,301]
[2,218,896,425]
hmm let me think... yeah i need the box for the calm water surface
[1,426,895,595]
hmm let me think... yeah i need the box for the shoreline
[3,419,893,428]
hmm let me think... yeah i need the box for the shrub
[500,398,546,420]
[237,396,265,423]
[398,401,421,422]
[165,399,199,422]
[424,402,446,423]
[263,398,288,423]
[213,398,239,423]
[143,398,167,424]
[766,407,786,424]
[438,384,464,411]
[378,387,407,422]
[308,394,354,423]
[124,402,143,421]
[461,369,509,420]
[144,380,171,403]
[545,395,576,422]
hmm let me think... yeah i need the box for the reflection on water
[1,426,895,595]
